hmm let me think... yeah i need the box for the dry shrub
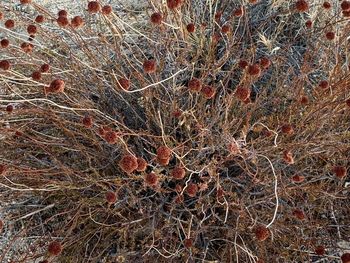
[0,0,349,262]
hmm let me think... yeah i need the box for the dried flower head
[341,253,350,263]
[40,64,50,73]
[82,115,93,128]
[21,42,33,53]
[88,1,101,13]
[305,20,312,28]
[57,16,69,27]
[20,0,31,4]
[346,98,350,108]
[157,156,170,166]
[48,241,62,256]
[32,71,42,81]
[221,25,230,34]
[171,167,186,180]
[143,59,157,73]
[315,245,326,256]
[295,0,309,12]
[0,164,6,174]
[255,225,270,241]
[325,31,335,40]
[6,104,14,113]
[233,6,244,17]
[0,60,11,70]
[167,0,182,9]
[238,59,248,69]
[186,23,195,33]
[49,79,65,93]
[201,85,216,99]
[235,86,251,102]
[157,146,171,160]
[116,78,130,91]
[35,15,45,23]
[247,64,261,76]
[188,78,202,92]
[323,2,331,9]
[283,150,294,164]
[103,131,118,144]
[136,158,147,172]
[281,123,294,135]
[341,1,350,11]
[145,172,159,186]
[58,10,68,17]
[332,166,347,179]
[118,154,138,174]
[102,5,113,15]
[1,39,9,48]
[150,12,163,25]
[259,57,271,69]
[105,191,117,203]
[71,16,84,28]
[300,96,309,104]
[292,209,306,220]
[184,238,193,248]
[318,80,329,89]
[5,19,15,29]
[292,174,305,183]
[186,183,198,197]
[27,24,37,34]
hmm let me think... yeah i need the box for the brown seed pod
[292,174,305,183]
[295,0,309,12]
[319,80,329,89]
[247,64,261,76]
[315,245,326,256]
[136,158,148,172]
[35,15,45,23]
[186,23,195,33]
[0,219,3,233]
[157,146,171,160]
[254,225,270,241]
[20,0,32,4]
[300,96,309,104]
[157,156,170,166]
[201,85,216,99]
[0,60,11,70]
[188,78,202,92]
[57,16,69,27]
[283,150,294,164]
[118,154,138,174]
[281,123,294,135]
[323,2,331,9]
[234,86,251,102]
[58,10,68,17]
[325,31,335,40]
[40,64,50,73]
[71,16,84,28]
[88,1,101,13]
[49,79,65,93]
[233,6,244,17]
[5,19,15,29]
[341,1,350,11]
[21,42,33,53]
[292,209,306,220]
[186,183,198,197]
[341,253,350,263]
[150,12,163,25]
[27,24,37,34]
[171,167,186,180]
[305,20,312,28]
[102,5,113,15]
[184,238,193,248]
[0,164,6,174]
[48,241,62,256]
[103,131,118,144]
[1,39,9,48]
[6,104,14,113]
[143,59,157,73]
[346,98,350,108]
[238,59,248,69]
[221,24,230,34]
[332,166,347,178]
[31,71,42,81]
[117,78,130,90]
[144,172,159,186]
[259,57,271,69]
[105,191,117,203]
[167,0,182,9]
[82,115,93,128]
